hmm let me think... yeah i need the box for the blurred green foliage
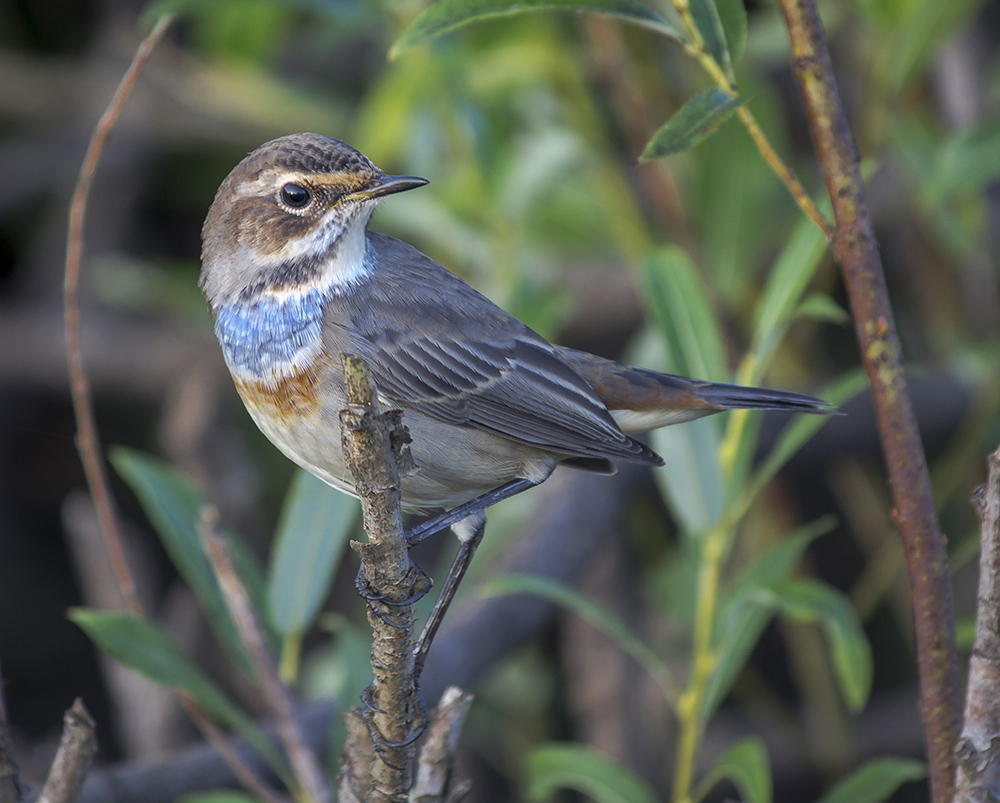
[57,0,1000,799]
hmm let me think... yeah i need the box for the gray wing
[325,233,660,466]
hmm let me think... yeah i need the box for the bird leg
[413,515,486,679]
[404,478,538,546]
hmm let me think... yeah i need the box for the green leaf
[640,245,727,382]
[927,119,1000,201]
[70,610,288,778]
[749,212,830,378]
[110,448,254,677]
[749,579,873,711]
[689,0,729,72]
[640,89,750,160]
[794,293,849,325]
[814,758,927,803]
[267,470,357,639]
[704,517,837,714]
[745,368,868,499]
[523,743,658,803]
[714,0,747,63]
[391,0,682,58]
[226,537,279,657]
[640,246,727,532]
[652,417,724,534]
[481,574,677,701]
[694,737,772,803]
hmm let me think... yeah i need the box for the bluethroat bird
[201,133,834,667]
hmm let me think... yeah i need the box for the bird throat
[213,229,372,382]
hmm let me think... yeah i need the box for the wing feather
[324,232,662,466]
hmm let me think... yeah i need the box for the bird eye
[280,183,311,208]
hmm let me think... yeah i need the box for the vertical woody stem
[777,3,961,801]
[955,446,1000,801]
[339,355,425,803]
[64,14,174,617]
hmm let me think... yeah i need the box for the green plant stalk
[778,2,960,801]
[667,0,832,238]
[717,353,759,480]
[671,521,727,803]
[279,632,303,685]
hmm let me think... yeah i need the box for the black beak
[350,174,429,201]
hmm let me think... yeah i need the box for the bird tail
[552,345,836,435]
[692,381,837,414]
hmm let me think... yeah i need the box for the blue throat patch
[214,289,325,376]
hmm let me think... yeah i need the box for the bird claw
[354,564,432,628]
[360,683,429,763]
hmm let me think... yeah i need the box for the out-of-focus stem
[778,2,961,801]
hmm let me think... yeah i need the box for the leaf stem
[667,0,833,237]
[671,521,727,803]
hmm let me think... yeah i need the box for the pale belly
[232,357,556,513]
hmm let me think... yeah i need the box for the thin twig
[180,699,289,803]
[198,508,331,803]
[777,3,961,801]
[63,14,175,616]
[667,0,833,237]
[38,700,98,803]
[412,687,473,803]
[339,355,426,803]
[63,17,294,800]
[955,445,1000,802]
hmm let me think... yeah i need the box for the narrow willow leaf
[749,579,874,711]
[226,537,279,656]
[110,448,254,677]
[524,743,658,803]
[70,609,288,778]
[815,758,927,803]
[652,417,724,535]
[641,89,750,160]
[639,245,727,382]
[267,470,357,639]
[927,119,1000,201]
[482,574,678,701]
[689,0,729,72]
[704,517,837,715]
[640,246,726,533]
[745,368,868,500]
[694,738,772,803]
[714,0,747,63]
[794,293,849,325]
[391,0,682,58]
[749,212,830,377]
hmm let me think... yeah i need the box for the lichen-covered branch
[37,700,98,803]
[338,355,427,803]
[412,687,473,803]
[777,3,961,801]
[955,445,1000,802]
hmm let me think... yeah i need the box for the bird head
[200,133,427,305]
